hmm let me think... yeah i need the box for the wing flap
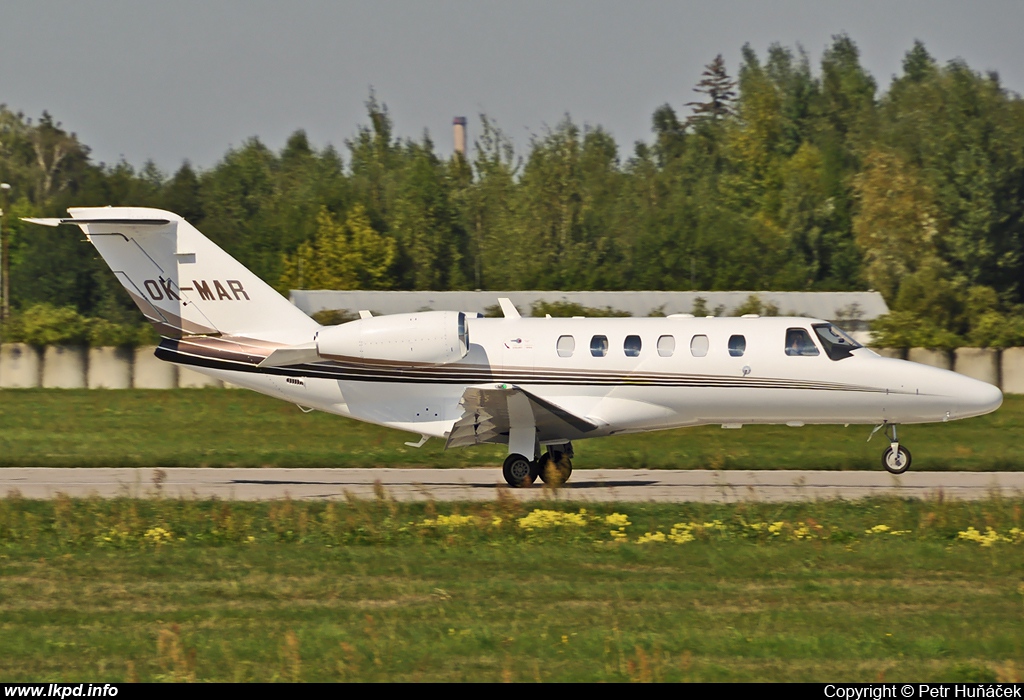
[444,385,599,449]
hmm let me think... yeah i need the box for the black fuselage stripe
[156,345,890,393]
[166,340,861,388]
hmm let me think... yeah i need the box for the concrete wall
[178,366,223,389]
[954,348,1000,386]
[133,346,177,389]
[1002,347,1024,395]
[874,348,906,360]
[3,343,1024,393]
[907,347,953,371]
[88,347,133,389]
[0,343,40,388]
[41,346,87,389]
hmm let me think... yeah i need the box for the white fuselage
[186,315,1003,444]
[34,207,999,457]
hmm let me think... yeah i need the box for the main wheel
[537,452,573,486]
[502,453,537,487]
[881,444,912,474]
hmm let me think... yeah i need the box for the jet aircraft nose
[956,377,1003,419]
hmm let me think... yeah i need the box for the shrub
[311,309,359,325]
[13,304,88,345]
[1,304,153,347]
[530,301,630,317]
[870,311,963,349]
[87,318,143,347]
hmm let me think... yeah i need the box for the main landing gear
[502,445,574,488]
[873,423,912,475]
[502,454,536,487]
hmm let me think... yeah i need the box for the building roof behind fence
[290,290,889,326]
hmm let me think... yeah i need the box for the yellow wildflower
[865,524,910,536]
[518,509,588,530]
[420,514,476,528]
[604,513,631,528]
[636,531,667,544]
[958,526,1009,547]
[143,526,173,545]
[668,523,696,544]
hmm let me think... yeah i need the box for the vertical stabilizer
[35,207,318,342]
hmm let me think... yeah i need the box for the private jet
[26,208,1004,486]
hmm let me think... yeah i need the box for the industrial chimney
[453,116,467,157]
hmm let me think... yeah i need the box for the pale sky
[1,1,1022,172]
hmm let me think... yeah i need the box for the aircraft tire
[537,452,573,486]
[503,453,537,487]
[881,445,912,475]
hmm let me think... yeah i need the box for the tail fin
[25,207,318,341]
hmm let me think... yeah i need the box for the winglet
[358,310,373,319]
[497,298,520,319]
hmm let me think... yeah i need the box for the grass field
[0,389,1021,470]
[2,390,1020,681]
[0,496,1022,682]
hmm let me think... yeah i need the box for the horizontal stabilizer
[23,217,172,227]
[445,385,598,449]
[257,343,321,368]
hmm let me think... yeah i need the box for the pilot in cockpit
[785,328,819,356]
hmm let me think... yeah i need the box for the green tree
[280,205,395,291]
[685,55,737,126]
[465,115,520,290]
[389,136,468,290]
[852,149,941,301]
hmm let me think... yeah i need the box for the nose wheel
[874,423,912,474]
[882,443,912,474]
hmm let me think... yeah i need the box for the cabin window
[812,323,862,361]
[624,335,642,357]
[657,335,675,357]
[590,335,609,357]
[785,328,820,356]
[690,334,709,357]
[728,335,746,357]
[556,335,575,358]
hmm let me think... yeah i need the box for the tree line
[3,35,1024,347]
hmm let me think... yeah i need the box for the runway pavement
[1,467,1023,502]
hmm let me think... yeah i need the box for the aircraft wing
[445,385,599,449]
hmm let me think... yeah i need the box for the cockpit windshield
[812,323,862,361]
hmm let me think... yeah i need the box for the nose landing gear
[873,423,912,474]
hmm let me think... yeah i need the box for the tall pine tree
[686,55,737,126]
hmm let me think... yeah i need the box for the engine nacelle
[315,310,469,365]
